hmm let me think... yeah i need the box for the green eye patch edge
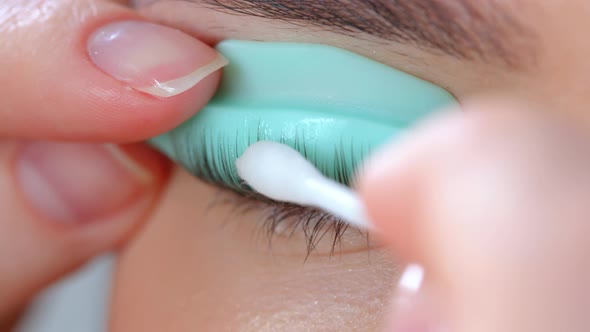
[150,40,457,191]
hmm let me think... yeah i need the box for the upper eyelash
[172,120,371,191]
[171,123,371,254]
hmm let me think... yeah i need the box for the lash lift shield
[151,39,450,299]
[149,40,457,192]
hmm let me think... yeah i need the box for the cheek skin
[110,168,398,332]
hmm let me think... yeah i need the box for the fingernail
[387,265,446,332]
[398,264,425,295]
[87,21,228,98]
[16,143,155,224]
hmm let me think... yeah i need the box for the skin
[1,1,590,332]
[112,174,397,331]
[108,1,590,331]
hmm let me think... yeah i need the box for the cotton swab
[235,141,371,230]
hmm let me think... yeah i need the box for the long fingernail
[398,264,425,295]
[87,21,228,98]
[387,265,446,332]
[16,143,157,224]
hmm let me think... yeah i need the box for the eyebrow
[199,0,537,67]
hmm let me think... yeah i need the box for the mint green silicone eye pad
[149,40,457,192]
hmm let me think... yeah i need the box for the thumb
[1,0,224,141]
[359,102,590,332]
[0,141,168,321]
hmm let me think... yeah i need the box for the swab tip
[236,141,372,230]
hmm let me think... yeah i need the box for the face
[111,1,590,331]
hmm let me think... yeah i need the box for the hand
[359,101,590,332]
[0,0,223,326]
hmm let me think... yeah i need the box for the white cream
[235,141,371,230]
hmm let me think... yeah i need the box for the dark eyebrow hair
[201,0,537,67]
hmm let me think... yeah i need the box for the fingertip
[77,69,222,141]
[358,110,469,254]
[0,140,170,315]
[2,1,224,141]
[76,19,225,141]
[358,99,557,259]
[358,144,420,256]
[86,20,225,97]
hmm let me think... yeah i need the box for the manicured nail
[87,21,228,97]
[398,264,425,295]
[16,143,155,224]
[387,265,447,332]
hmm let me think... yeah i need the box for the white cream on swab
[235,141,371,230]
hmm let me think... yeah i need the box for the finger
[0,140,169,318]
[359,102,590,332]
[0,0,225,141]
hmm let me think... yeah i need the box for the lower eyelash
[209,188,368,257]
[261,203,352,258]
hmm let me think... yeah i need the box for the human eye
[112,3,545,331]
[149,40,456,254]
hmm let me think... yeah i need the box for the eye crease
[149,40,456,253]
[190,0,538,67]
